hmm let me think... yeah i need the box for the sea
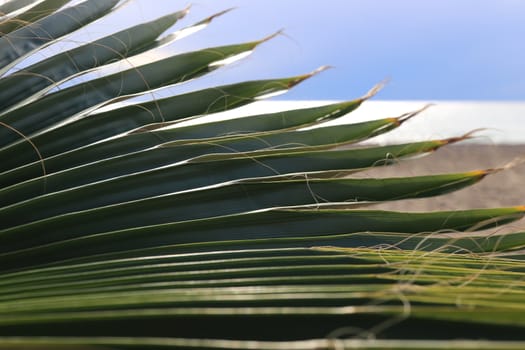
[189,100,525,145]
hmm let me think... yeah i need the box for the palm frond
[0,1,523,349]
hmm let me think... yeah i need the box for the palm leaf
[0,1,523,349]
[0,0,120,75]
[0,6,190,112]
[0,0,70,35]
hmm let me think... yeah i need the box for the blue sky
[38,0,525,101]
[108,0,524,101]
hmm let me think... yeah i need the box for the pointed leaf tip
[191,8,236,27]
[362,79,389,100]
[305,65,332,78]
[285,66,331,89]
[166,4,191,18]
[395,103,434,125]
[313,65,334,74]
[440,129,487,146]
[501,156,525,171]
[256,29,285,46]
[466,168,504,179]
[205,7,236,23]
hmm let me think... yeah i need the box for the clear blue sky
[88,0,525,101]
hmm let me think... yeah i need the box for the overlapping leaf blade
[0,138,453,207]
[0,74,336,175]
[0,0,120,76]
[2,248,525,349]
[0,0,39,17]
[0,0,70,35]
[0,39,267,148]
[0,7,189,112]
[0,170,494,228]
[1,206,524,270]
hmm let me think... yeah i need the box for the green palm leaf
[0,0,120,75]
[0,0,71,35]
[0,7,190,112]
[0,2,523,349]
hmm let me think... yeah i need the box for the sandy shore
[356,144,525,233]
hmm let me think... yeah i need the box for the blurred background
[61,0,525,101]
[40,0,524,143]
